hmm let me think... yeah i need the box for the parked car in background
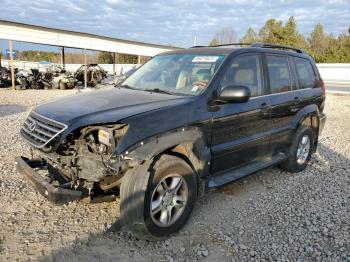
[75,64,107,87]
[17,68,51,89]
[15,69,31,89]
[48,65,77,90]
[17,43,326,240]
[0,66,10,87]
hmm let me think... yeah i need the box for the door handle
[293,96,301,104]
[260,102,270,118]
[293,96,301,105]
[260,102,269,109]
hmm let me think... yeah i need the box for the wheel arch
[292,105,321,151]
[124,127,211,195]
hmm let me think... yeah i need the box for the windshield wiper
[117,84,137,90]
[144,88,177,95]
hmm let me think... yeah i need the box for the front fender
[120,127,211,178]
[126,127,208,158]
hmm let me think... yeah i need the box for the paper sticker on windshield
[192,56,219,63]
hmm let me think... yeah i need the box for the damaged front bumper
[15,156,84,204]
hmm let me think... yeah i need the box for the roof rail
[190,45,208,48]
[251,43,305,54]
[190,42,306,54]
[212,43,252,47]
[191,43,251,48]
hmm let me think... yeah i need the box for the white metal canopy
[0,20,180,56]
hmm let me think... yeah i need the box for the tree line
[210,17,350,63]
[2,17,349,64]
[0,49,143,64]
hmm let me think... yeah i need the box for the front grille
[20,111,67,149]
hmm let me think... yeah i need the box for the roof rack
[212,43,252,47]
[191,43,251,48]
[190,45,208,48]
[191,42,306,54]
[251,43,305,54]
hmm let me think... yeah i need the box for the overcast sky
[0,0,349,51]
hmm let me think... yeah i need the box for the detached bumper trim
[15,156,83,204]
[319,113,326,134]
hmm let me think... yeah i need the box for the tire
[59,81,66,90]
[280,126,315,173]
[120,154,197,240]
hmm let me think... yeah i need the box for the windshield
[122,53,225,95]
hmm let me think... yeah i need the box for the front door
[211,53,271,173]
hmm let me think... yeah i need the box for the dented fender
[118,127,211,178]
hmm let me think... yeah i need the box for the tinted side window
[294,57,316,89]
[266,55,292,94]
[220,54,263,97]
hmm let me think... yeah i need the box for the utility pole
[60,47,65,69]
[113,52,116,76]
[84,49,87,89]
[9,40,15,90]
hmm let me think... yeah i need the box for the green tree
[258,17,307,49]
[97,52,114,64]
[209,38,218,46]
[117,54,138,64]
[18,50,57,62]
[328,33,350,62]
[259,18,284,44]
[240,27,260,44]
[309,23,328,62]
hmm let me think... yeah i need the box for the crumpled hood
[34,88,189,128]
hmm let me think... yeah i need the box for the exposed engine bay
[29,123,133,202]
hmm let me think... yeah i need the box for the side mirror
[218,85,251,103]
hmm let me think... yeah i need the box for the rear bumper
[319,113,326,134]
[15,156,83,204]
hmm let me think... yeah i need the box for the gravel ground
[0,88,349,262]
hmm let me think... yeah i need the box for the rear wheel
[120,154,197,240]
[280,126,315,172]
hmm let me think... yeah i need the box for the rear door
[264,54,300,154]
[210,53,272,173]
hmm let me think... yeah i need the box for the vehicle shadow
[36,142,348,261]
[0,104,27,117]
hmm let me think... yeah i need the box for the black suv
[17,43,326,239]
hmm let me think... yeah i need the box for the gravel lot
[0,88,349,261]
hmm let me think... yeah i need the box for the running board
[208,153,287,189]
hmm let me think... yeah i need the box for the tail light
[320,79,326,99]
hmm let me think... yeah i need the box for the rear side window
[266,55,292,94]
[294,57,316,89]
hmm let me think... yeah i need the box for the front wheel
[280,126,315,173]
[120,154,197,240]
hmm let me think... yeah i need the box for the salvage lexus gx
[17,43,326,240]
